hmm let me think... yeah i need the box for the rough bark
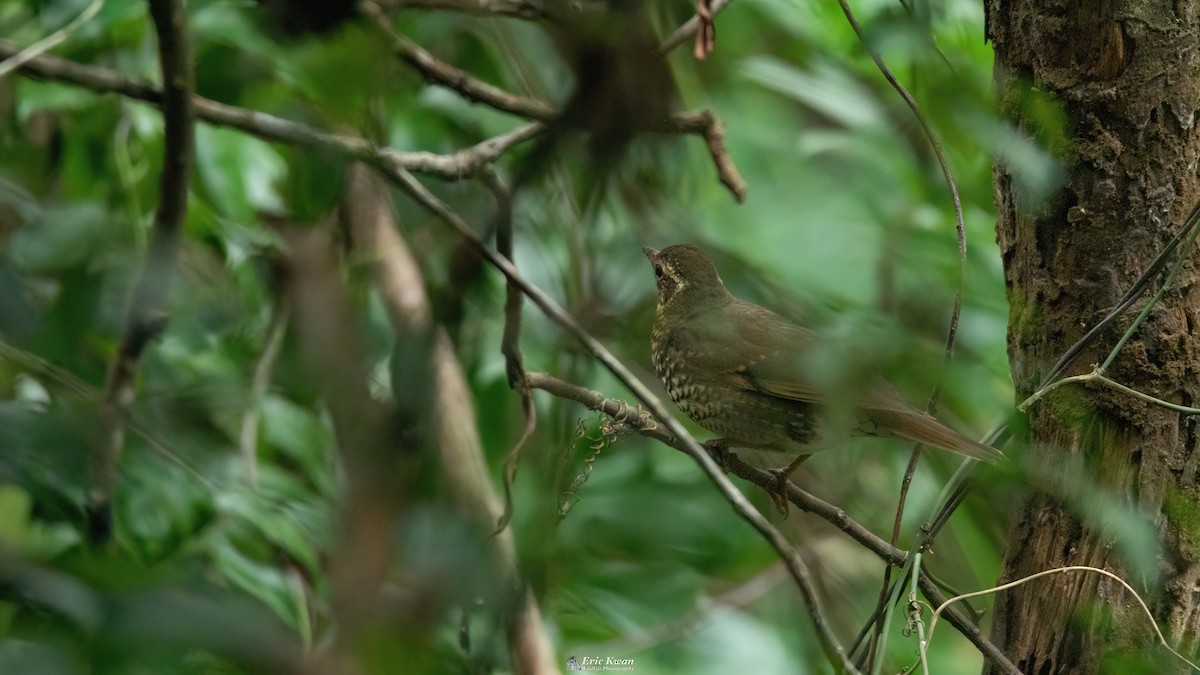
[987,0,1200,672]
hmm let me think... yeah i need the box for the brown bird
[644,244,1002,511]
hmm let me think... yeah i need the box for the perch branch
[524,371,902,566]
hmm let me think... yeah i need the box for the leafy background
[0,0,1063,672]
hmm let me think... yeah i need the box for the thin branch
[363,1,555,121]
[480,168,536,534]
[0,0,103,80]
[834,0,966,267]
[670,110,748,203]
[377,123,543,181]
[0,40,538,182]
[378,164,857,672]
[90,0,194,543]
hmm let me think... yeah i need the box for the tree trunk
[987,1,1200,672]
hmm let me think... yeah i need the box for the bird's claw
[702,439,733,473]
[769,468,792,517]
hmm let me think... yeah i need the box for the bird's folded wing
[690,302,826,403]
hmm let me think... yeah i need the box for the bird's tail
[868,409,1004,463]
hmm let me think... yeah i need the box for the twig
[480,168,536,534]
[670,110,748,203]
[0,0,103,80]
[834,0,966,268]
[363,2,555,121]
[90,0,194,543]
[658,0,736,55]
[377,165,858,671]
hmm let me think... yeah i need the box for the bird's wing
[688,301,826,403]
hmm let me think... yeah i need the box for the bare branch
[0,40,538,181]
[90,0,194,543]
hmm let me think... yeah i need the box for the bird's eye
[654,264,664,279]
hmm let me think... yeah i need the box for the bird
[643,243,1003,512]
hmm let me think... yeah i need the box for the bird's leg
[702,439,733,473]
[769,453,811,517]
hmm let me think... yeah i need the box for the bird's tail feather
[868,409,1004,463]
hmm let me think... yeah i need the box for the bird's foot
[769,469,792,517]
[702,439,733,473]
[768,453,811,518]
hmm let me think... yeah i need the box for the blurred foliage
[0,0,1108,673]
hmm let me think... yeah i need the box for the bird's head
[643,244,730,313]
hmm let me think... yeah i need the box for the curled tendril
[558,405,650,519]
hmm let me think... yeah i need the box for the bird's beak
[642,246,659,260]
